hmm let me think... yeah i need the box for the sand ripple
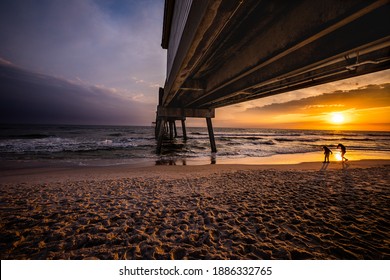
[1,166,389,259]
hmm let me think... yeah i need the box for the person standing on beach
[337,143,348,161]
[322,146,332,163]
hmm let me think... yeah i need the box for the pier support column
[173,121,178,138]
[181,119,187,140]
[156,118,167,154]
[154,119,161,140]
[206,117,217,153]
[156,106,215,153]
[164,121,168,135]
[168,121,174,140]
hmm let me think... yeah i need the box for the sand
[0,160,389,260]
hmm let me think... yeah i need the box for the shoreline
[0,153,390,184]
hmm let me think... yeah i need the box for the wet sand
[1,160,389,259]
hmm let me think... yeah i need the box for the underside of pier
[156,0,390,153]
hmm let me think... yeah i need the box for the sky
[216,72,390,131]
[0,0,389,130]
[0,0,166,125]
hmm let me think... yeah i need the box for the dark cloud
[246,84,390,115]
[0,0,165,89]
[0,0,165,126]
[0,62,154,125]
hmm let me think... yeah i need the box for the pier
[156,0,390,153]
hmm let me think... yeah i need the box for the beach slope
[1,160,389,259]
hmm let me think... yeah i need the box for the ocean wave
[296,138,322,143]
[2,125,389,162]
[215,133,303,137]
[343,146,390,152]
[5,133,55,139]
[275,138,294,142]
[252,140,275,145]
[243,137,264,140]
[340,137,375,141]
[218,137,233,142]
[366,133,390,137]
[226,142,242,146]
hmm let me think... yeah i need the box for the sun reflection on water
[335,152,343,161]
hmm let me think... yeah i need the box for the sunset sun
[330,112,345,124]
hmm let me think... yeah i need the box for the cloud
[236,70,390,111]
[0,57,13,65]
[222,83,390,130]
[0,62,155,125]
[246,84,390,115]
[0,0,165,93]
[0,0,165,125]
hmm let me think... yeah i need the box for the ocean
[0,124,389,166]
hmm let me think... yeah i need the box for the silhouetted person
[337,143,348,162]
[322,146,332,163]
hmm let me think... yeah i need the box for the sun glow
[335,152,343,161]
[330,112,345,124]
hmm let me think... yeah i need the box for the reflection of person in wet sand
[337,143,348,162]
[322,146,332,163]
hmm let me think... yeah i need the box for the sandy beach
[1,160,389,260]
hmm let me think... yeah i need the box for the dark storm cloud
[0,0,165,98]
[246,84,390,114]
[0,0,165,125]
[0,62,154,125]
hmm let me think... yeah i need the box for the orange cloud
[222,83,390,130]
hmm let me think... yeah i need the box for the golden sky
[197,70,390,131]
